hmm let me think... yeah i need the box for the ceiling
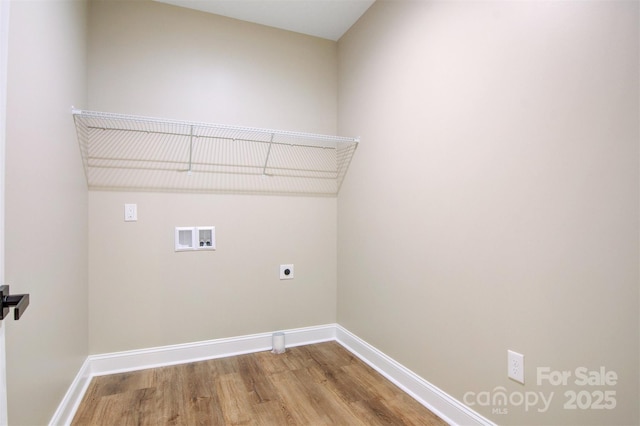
[154,0,375,41]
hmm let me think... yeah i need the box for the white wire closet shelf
[72,110,359,196]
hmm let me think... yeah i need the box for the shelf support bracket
[262,133,275,176]
[188,125,194,175]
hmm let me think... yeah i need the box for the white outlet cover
[508,350,525,384]
[280,264,294,280]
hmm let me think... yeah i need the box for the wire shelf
[72,110,359,196]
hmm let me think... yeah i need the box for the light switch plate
[124,204,137,221]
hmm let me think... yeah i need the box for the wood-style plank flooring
[72,341,447,425]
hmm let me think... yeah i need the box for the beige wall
[337,1,639,425]
[5,1,88,424]
[89,192,336,353]
[87,0,336,133]
[87,1,338,353]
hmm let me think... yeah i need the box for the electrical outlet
[508,350,524,384]
[280,264,294,280]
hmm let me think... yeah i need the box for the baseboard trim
[89,323,336,377]
[51,323,491,426]
[48,358,92,426]
[335,325,495,426]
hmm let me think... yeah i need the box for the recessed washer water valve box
[175,227,195,251]
[197,226,216,250]
[175,226,216,251]
[280,264,294,280]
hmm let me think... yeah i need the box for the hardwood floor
[72,341,447,425]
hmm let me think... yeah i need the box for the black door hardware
[0,285,29,320]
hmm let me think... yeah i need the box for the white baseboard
[48,358,92,426]
[88,324,336,377]
[50,323,490,426]
[335,325,495,426]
